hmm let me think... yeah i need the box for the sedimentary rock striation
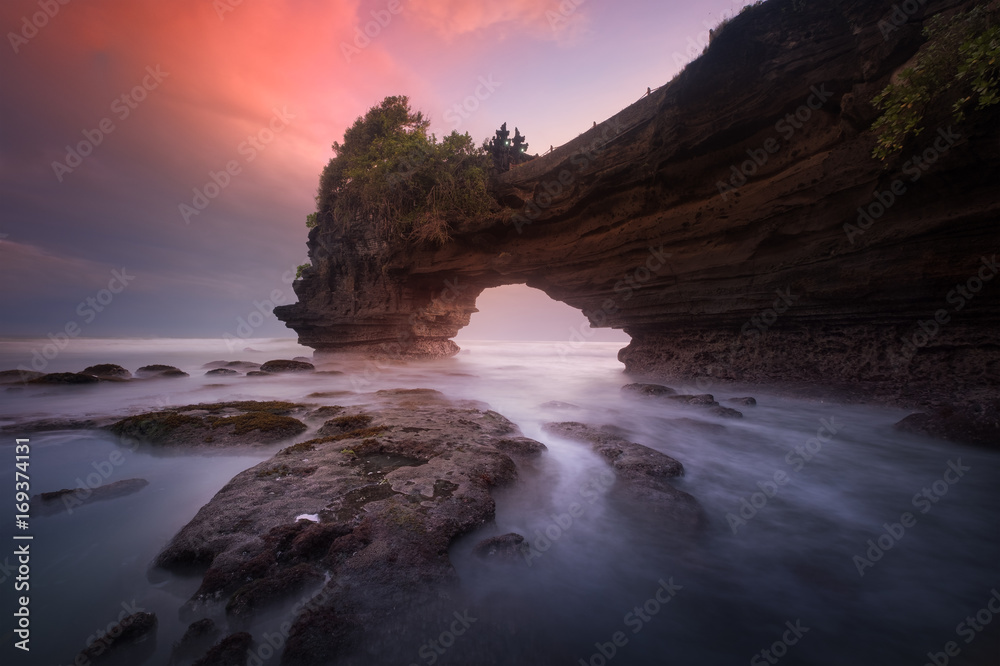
[276,0,1000,404]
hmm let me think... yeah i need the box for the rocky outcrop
[108,401,309,447]
[82,364,132,379]
[276,0,999,406]
[152,392,550,664]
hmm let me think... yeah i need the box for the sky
[0,0,754,345]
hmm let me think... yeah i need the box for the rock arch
[276,0,1000,400]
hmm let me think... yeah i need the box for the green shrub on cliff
[871,4,1000,160]
[312,96,495,244]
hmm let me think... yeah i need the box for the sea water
[0,338,997,665]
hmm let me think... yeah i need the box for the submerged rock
[472,533,530,562]
[135,364,188,378]
[626,389,745,419]
[76,611,157,665]
[29,372,101,385]
[170,618,220,664]
[82,364,132,379]
[728,397,757,407]
[108,401,308,446]
[543,421,704,530]
[894,403,1000,449]
[32,478,149,517]
[0,369,43,384]
[260,359,315,373]
[539,400,580,409]
[191,632,253,666]
[205,368,239,376]
[622,383,677,397]
[203,360,262,371]
[0,417,110,434]
[153,395,543,663]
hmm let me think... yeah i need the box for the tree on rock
[311,96,496,244]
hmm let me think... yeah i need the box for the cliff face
[276,0,1000,402]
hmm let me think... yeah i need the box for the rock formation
[276,0,1000,404]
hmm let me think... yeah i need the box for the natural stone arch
[276,0,1000,402]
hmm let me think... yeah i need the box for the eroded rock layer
[276,0,1000,401]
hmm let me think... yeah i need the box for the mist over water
[1,338,998,665]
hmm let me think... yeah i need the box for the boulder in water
[82,364,132,379]
[260,359,315,373]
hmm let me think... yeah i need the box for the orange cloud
[406,0,590,41]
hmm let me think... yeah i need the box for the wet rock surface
[76,611,157,665]
[260,359,315,373]
[29,372,102,385]
[542,421,705,529]
[894,402,1000,449]
[152,394,549,664]
[82,364,132,379]
[136,364,189,378]
[191,632,253,666]
[32,478,149,517]
[472,532,530,562]
[107,401,309,447]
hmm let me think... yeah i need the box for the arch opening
[455,284,630,345]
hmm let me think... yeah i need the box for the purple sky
[0,0,752,345]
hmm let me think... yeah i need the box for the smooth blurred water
[0,338,998,665]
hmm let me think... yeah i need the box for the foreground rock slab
[154,390,546,664]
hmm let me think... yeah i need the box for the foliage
[295,263,310,279]
[305,212,317,228]
[871,4,1000,160]
[312,95,496,244]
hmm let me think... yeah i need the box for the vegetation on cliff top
[872,3,1000,159]
[310,95,496,245]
